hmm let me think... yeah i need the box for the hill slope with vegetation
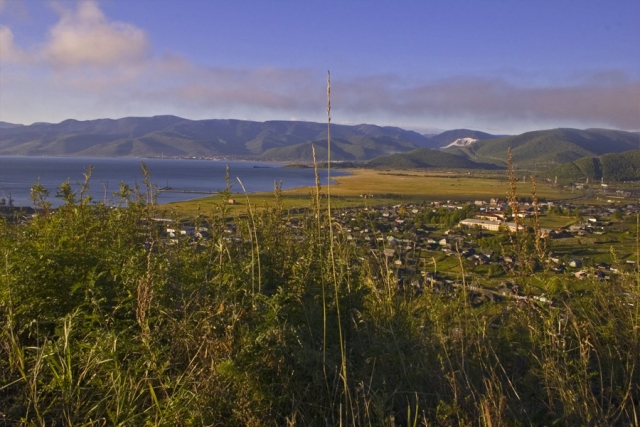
[366,148,503,169]
[260,135,417,161]
[449,128,639,168]
[542,149,640,183]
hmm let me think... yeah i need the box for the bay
[0,157,347,208]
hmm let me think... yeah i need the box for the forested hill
[259,136,418,162]
[447,128,639,168]
[0,116,438,160]
[541,149,640,183]
[365,148,502,170]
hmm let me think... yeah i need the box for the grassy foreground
[0,172,638,426]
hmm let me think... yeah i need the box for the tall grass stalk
[312,145,329,383]
[530,175,546,262]
[237,177,261,295]
[327,70,350,421]
[506,148,527,279]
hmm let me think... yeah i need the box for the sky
[0,0,639,134]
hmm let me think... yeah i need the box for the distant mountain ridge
[0,121,24,129]
[0,115,439,160]
[1,118,638,174]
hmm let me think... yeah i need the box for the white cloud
[0,0,149,71]
[43,0,149,68]
[0,25,31,63]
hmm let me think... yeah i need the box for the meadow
[165,169,578,217]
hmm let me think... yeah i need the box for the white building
[459,218,524,232]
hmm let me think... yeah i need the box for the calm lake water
[0,157,347,207]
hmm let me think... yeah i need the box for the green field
[164,169,581,216]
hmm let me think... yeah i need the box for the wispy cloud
[164,67,321,111]
[335,74,640,130]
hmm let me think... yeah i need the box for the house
[383,249,396,258]
[182,226,196,235]
[460,219,501,231]
[474,212,505,222]
[482,249,494,258]
[575,270,588,279]
[569,259,582,268]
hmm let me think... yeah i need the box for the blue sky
[1,0,639,134]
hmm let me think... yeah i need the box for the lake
[0,157,347,207]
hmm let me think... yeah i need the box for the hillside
[448,128,640,169]
[0,115,437,160]
[365,148,502,170]
[260,135,416,162]
[542,149,640,183]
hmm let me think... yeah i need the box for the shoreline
[0,156,352,209]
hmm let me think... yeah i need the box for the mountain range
[0,116,638,178]
[0,115,437,160]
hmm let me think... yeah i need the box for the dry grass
[163,168,579,217]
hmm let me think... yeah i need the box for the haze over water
[0,157,346,208]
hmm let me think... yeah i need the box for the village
[159,189,640,307]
